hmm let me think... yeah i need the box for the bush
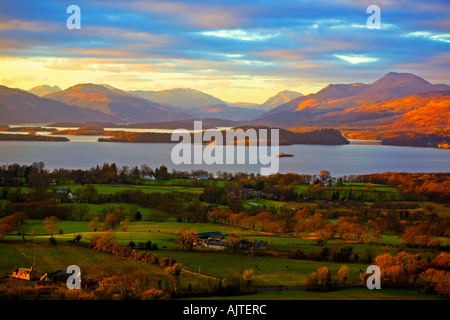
[150,254,159,264]
[289,249,307,260]
[48,236,56,245]
[307,267,332,292]
[159,257,170,267]
[145,240,158,250]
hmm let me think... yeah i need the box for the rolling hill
[129,87,264,120]
[129,88,224,110]
[43,84,190,123]
[0,85,119,124]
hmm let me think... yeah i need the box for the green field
[155,249,368,287]
[293,183,398,194]
[7,217,409,258]
[190,288,443,300]
[52,183,205,195]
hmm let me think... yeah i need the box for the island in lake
[98,127,350,146]
[0,134,69,142]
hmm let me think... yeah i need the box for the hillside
[256,73,450,130]
[130,88,264,120]
[129,88,224,109]
[43,84,190,123]
[260,90,304,111]
[0,85,120,124]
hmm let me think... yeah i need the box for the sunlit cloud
[198,29,275,41]
[335,54,379,64]
[330,23,395,29]
[405,31,450,43]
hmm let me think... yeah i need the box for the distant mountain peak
[28,84,62,97]
[131,87,225,110]
[374,71,431,84]
[260,90,304,111]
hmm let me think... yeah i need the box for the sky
[0,0,449,103]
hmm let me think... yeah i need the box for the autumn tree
[120,219,130,232]
[43,216,58,237]
[242,269,255,289]
[89,218,98,232]
[0,212,25,240]
[104,213,119,230]
[175,227,198,251]
[337,265,349,285]
[165,263,183,291]
[307,267,332,292]
[320,170,331,183]
[316,223,335,246]
[225,233,242,254]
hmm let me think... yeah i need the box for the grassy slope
[0,243,202,288]
[191,288,443,300]
[155,249,368,287]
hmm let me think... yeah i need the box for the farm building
[12,266,36,280]
[196,231,227,249]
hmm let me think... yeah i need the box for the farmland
[0,166,449,300]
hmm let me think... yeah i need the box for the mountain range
[256,72,450,131]
[1,72,448,132]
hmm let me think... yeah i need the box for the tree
[105,213,119,230]
[43,216,58,236]
[316,224,335,246]
[165,263,183,290]
[307,267,332,292]
[242,269,254,289]
[175,227,198,251]
[337,265,349,284]
[89,218,98,232]
[155,165,169,181]
[76,205,89,221]
[0,212,25,240]
[320,170,331,184]
[225,233,242,254]
[78,184,99,203]
[316,267,331,291]
[0,224,12,241]
[135,211,142,221]
[120,219,129,232]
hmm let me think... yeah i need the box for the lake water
[0,137,448,176]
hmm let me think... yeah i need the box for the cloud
[335,54,379,64]
[405,31,450,43]
[0,19,54,31]
[0,0,448,102]
[198,29,276,41]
